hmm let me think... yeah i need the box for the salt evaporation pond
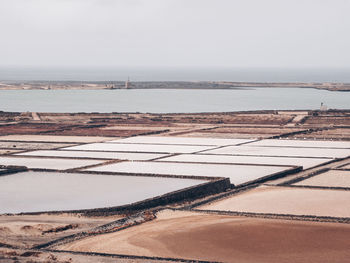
[64,143,214,154]
[159,154,331,169]
[294,170,350,188]
[0,171,207,214]
[0,157,105,170]
[248,139,350,149]
[341,164,350,169]
[204,146,350,158]
[198,186,350,218]
[17,150,168,161]
[111,136,253,146]
[86,161,292,186]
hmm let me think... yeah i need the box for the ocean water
[0,88,348,113]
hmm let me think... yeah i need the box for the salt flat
[0,157,104,170]
[63,143,214,153]
[109,136,253,146]
[0,171,206,213]
[198,186,350,218]
[203,145,350,158]
[159,154,330,169]
[86,161,292,186]
[16,150,168,161]
[246,139,350,149]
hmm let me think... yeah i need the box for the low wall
[0,165,27,176]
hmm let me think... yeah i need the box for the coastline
[0,81,349,92]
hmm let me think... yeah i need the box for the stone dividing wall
[0,165,27,176]
[236,166,302,187]
[189,209,350,224]
[47,249,220,263]
[269,128,323,139]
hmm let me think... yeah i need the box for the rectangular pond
[0,171,207,214]
[63,143,214,154]
[159,154,331,169]
[246,139,350,149]
[0,157,105,170]
[16,150,168,161]
[204,145,350,158]
[294,170,350,188]
[86,161,293,186]
[341,164,350,169]
[198,185,350,218]
[110,136,253,146]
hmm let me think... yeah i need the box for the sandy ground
[294,169,350,188]
[0,141,75,150]
[0,214,122,249]
[293,128,350,140]
[57,210,350,263]
[0,149,21,155]
[198,186,350,217]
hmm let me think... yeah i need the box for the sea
[0,67,349,113]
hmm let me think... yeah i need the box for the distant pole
[125,77,130,89]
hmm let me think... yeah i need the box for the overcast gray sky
[0,0,349,69]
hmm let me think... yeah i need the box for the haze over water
[1,67,350,82]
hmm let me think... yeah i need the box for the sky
[0,0,349,69]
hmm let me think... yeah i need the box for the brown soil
[303,116,350,126]
[0,135,116,143]
[1,111,349,138]
[58,210,350,263]
[292,128,350,140]
[47,127,167,137]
